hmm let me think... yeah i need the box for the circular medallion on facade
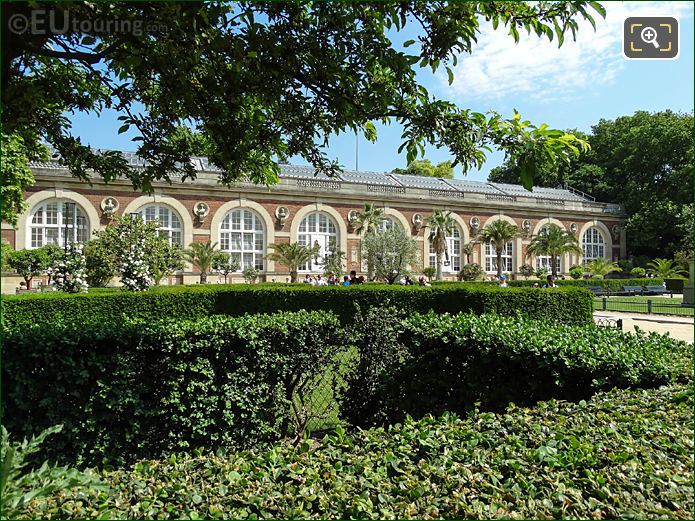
[194,202,210,221]
[100,197,119,216]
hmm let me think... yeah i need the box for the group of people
[497,273,558,288]
[301,271,365,286]
[301,271,432,287]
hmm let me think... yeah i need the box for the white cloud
[441,1,693,102]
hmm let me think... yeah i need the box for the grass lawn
[594,295,694,316]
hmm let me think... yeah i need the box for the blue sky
[68,1,694,182]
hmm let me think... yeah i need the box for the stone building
[1,152,625,292]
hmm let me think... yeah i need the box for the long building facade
[1,153,626,292]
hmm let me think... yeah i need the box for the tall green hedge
[343,308,691,427]
[1,283,594,331]
[4,307,689,467]
[2,311,347,467]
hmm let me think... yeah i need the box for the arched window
[429,225,462,273]
[485,241,513,273]
[298,212,338,272]
[28,200,89,248]
[379,217,402,232]
[137,204,183,246]
[219,209,265,270]
[582,227,605,261]
[535,225,561,273]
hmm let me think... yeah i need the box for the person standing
[543,274,557,288]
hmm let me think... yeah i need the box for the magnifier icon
[640,26,660,48]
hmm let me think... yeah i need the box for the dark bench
[621,285,644,296]
[586,286,609,296]
[643,285,669,296]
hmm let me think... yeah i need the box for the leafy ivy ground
[21,384,693,520]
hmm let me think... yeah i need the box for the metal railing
[594,297,694,317]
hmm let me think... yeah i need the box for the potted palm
[477,220,520,280]
[525,224,582,279]
[266,243,316,283]
[184,241,219,284]
[427,210,455,281]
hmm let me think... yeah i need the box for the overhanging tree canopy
[3,1,602,198]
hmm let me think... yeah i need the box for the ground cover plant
[14,384,694,519]
[1,283,594,332]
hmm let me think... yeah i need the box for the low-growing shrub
[1,282,594,332]
[18,385,694,519]
[2,311,347,466]
[507,277,664,290]
[0,425,107,519]
[345,310,691,426]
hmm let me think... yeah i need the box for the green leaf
[447,67,454,86]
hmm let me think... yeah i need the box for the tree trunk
[25,276,32,290]
[436,252,443,281]
[551,255,558,278]
[290,270,297,283]
[200,271,207,284]
[496,251,503,279]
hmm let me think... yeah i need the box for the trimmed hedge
[1,283,594,330]
[5,307,688,467]
[343,309,691,426]
[2,311,347,467]
[507,277,664,289]
[19,384,694,519]
[431,277,665,290]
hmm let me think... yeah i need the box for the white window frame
[219,208,265,271]
[379,217,402,232]
[485,241,513,273]
[298,212,338,272]
[28,200,89,249]
[582,227,605,261]
[137,204,183,246]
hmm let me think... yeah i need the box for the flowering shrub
[120,237,154,291]
[48,243,88,293]
[91,215,182,288]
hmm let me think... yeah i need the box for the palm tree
[585,258,621,278]
[266,242,316,283]
[525,224,582,278]
[647,258,688,278]
[427,210,455,281]
[354,203,385,279]
[477,220,520,279]
[462,241,475,264]
[184,241,218,283]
